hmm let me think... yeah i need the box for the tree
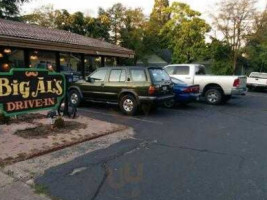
[23,6,110,41]
[23,4,58,28]
[212,0,257,73]
[209,38,234,74]
[105,3,126,45]
[246,7,267,72]
[144,0,170,51]
[120,8,147,64]
[0,0,29,20]
[160,2,210,63]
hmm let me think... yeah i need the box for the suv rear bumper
[139,94,175,104]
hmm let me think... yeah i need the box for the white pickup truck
[164,64,247,105]
[247,72,267,90]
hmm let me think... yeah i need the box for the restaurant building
[0,19,134,77]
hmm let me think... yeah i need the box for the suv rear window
[130,69,147,82]
[149,69,170,82]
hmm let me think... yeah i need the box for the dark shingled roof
[0,19,134,56]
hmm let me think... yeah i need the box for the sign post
[0,68,66,117]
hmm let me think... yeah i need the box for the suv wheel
[69,90,81,107]
[205,88,222,105]
[120,95,137,116]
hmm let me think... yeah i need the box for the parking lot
[36,91,267,200]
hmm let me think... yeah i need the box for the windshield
[149,69,171,82]
[250,72,267,79]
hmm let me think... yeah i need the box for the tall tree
[120,8,147,64]
[212,0,257,73]
[160,2,210,63]
[0,0,29,20]
[144,0,170,51]
[106,3,126,45]
[246,7,267,72]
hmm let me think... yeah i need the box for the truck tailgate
[239,76,247,88]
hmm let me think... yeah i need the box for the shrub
[53,117,65,129]
[0,113,10,124]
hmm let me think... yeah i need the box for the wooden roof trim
[0,36,135,58]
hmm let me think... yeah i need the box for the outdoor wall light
[3,49,11,54]
[60,58,65,62]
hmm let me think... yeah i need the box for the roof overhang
[0,35,135,58]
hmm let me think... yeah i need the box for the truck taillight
[148,86,156,95]
[233,78,240,87]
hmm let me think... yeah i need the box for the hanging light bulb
[47,64,54,71]
[3,49,11,54]
[30,55,38,60]
[2,63,10,71]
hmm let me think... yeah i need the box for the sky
[21,0,267,23]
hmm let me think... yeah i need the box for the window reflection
[30,50,56,71]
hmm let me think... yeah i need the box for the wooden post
[55,52,60,72]
[24,49,30,68]
[81,53,85,78]
[101,56,105,67]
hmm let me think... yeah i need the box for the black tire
[205,88,223,105]
[69,90,81,107]
[119,95,138,116]
[222,95,231,104]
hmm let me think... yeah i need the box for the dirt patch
[15,121,87,139]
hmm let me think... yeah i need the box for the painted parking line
[78,108,164,125]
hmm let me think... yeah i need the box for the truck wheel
[119,95,138,116]
[205,88,223,105]
[69,90,81,107]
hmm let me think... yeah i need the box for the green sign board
[0,68,66,117]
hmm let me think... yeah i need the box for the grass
[33,184,62,200]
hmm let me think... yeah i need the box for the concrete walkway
[0,172,50,200]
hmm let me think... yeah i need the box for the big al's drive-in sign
[0,68,65,116]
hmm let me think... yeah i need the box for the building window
[29,50,56,71]
[0,47,25,72]
[60,53,83,72]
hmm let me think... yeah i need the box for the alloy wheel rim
[123,99,134,112]
[70,93,78,105]
[207,92,219,103]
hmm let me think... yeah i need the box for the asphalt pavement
[36,91,267,200]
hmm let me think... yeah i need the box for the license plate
[162,86,167,91]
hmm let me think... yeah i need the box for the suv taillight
[148,86,156,95]
[233,78,240,87]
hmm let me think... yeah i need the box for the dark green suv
[68,66,174,115]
